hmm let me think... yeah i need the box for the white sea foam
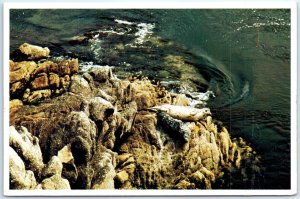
[115,19,134,25]
[187,91,215,107]
[235,21,290,32]
[89,38,103,61]
[134,22,155,45]
[99,30,126,35]
[115,18,155,46]
[79,61,115,72]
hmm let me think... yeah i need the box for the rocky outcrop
[9,43,78,103]
[9,126,71,190]
[9,43,263,190]
[9,146,37,189]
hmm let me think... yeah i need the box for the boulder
[89,66,114,82]
[9,126,44,177]
[9,147,37,189]
[26,89,51,103]
[91,150,116,189]
[49,73,60,88]
[32,61,58,76]
[19,43,50,59]
[43,156,63,178]
[41,174,71,190]
[9,61,37,84]
[31,73,49,90]
[88,97,115,122]
[57,145,74,164]
[58,59,78,76]
[69,75,91,97]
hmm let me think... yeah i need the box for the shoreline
[8,43,263,190]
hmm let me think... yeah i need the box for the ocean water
[10,9,291,189]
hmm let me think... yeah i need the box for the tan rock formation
[19,43,50,59]
[9,46,262,190]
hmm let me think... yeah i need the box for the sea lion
[150,104,211,121]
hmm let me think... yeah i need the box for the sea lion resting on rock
[150,104,211,122]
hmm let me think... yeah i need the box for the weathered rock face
[47,111,97,163]
[9,43,263,190]
[9,126,71,190]
[9,126,44,177]
[9,146,37,190]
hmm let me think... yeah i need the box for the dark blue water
[10,9,291,189]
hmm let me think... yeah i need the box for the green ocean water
[10,9,291,189]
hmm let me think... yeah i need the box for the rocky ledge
[9,43,262,190]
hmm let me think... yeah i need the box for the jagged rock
[8,48,262,190]
[69,75,91,97]
[9,61,37,84]
[58,145,74,164]
[58,59,79,76]
[130,111,161,149]
[71,136,91,166]
[9,147,37,189]
[115,170,129,184]
[62,162,78,185]
[119,101,137,132]
[41,174,71,190]
[9,126,44,177]
[73,165,94,189]
[189,171,205,184]
[117,153,133,165]
[89,66,114,82]
[86,97,115,122]
[47,111,97,162]
[43,156,63,178]
[175,180,195,189]
[91,150,116,189]
[19,43,50,59]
